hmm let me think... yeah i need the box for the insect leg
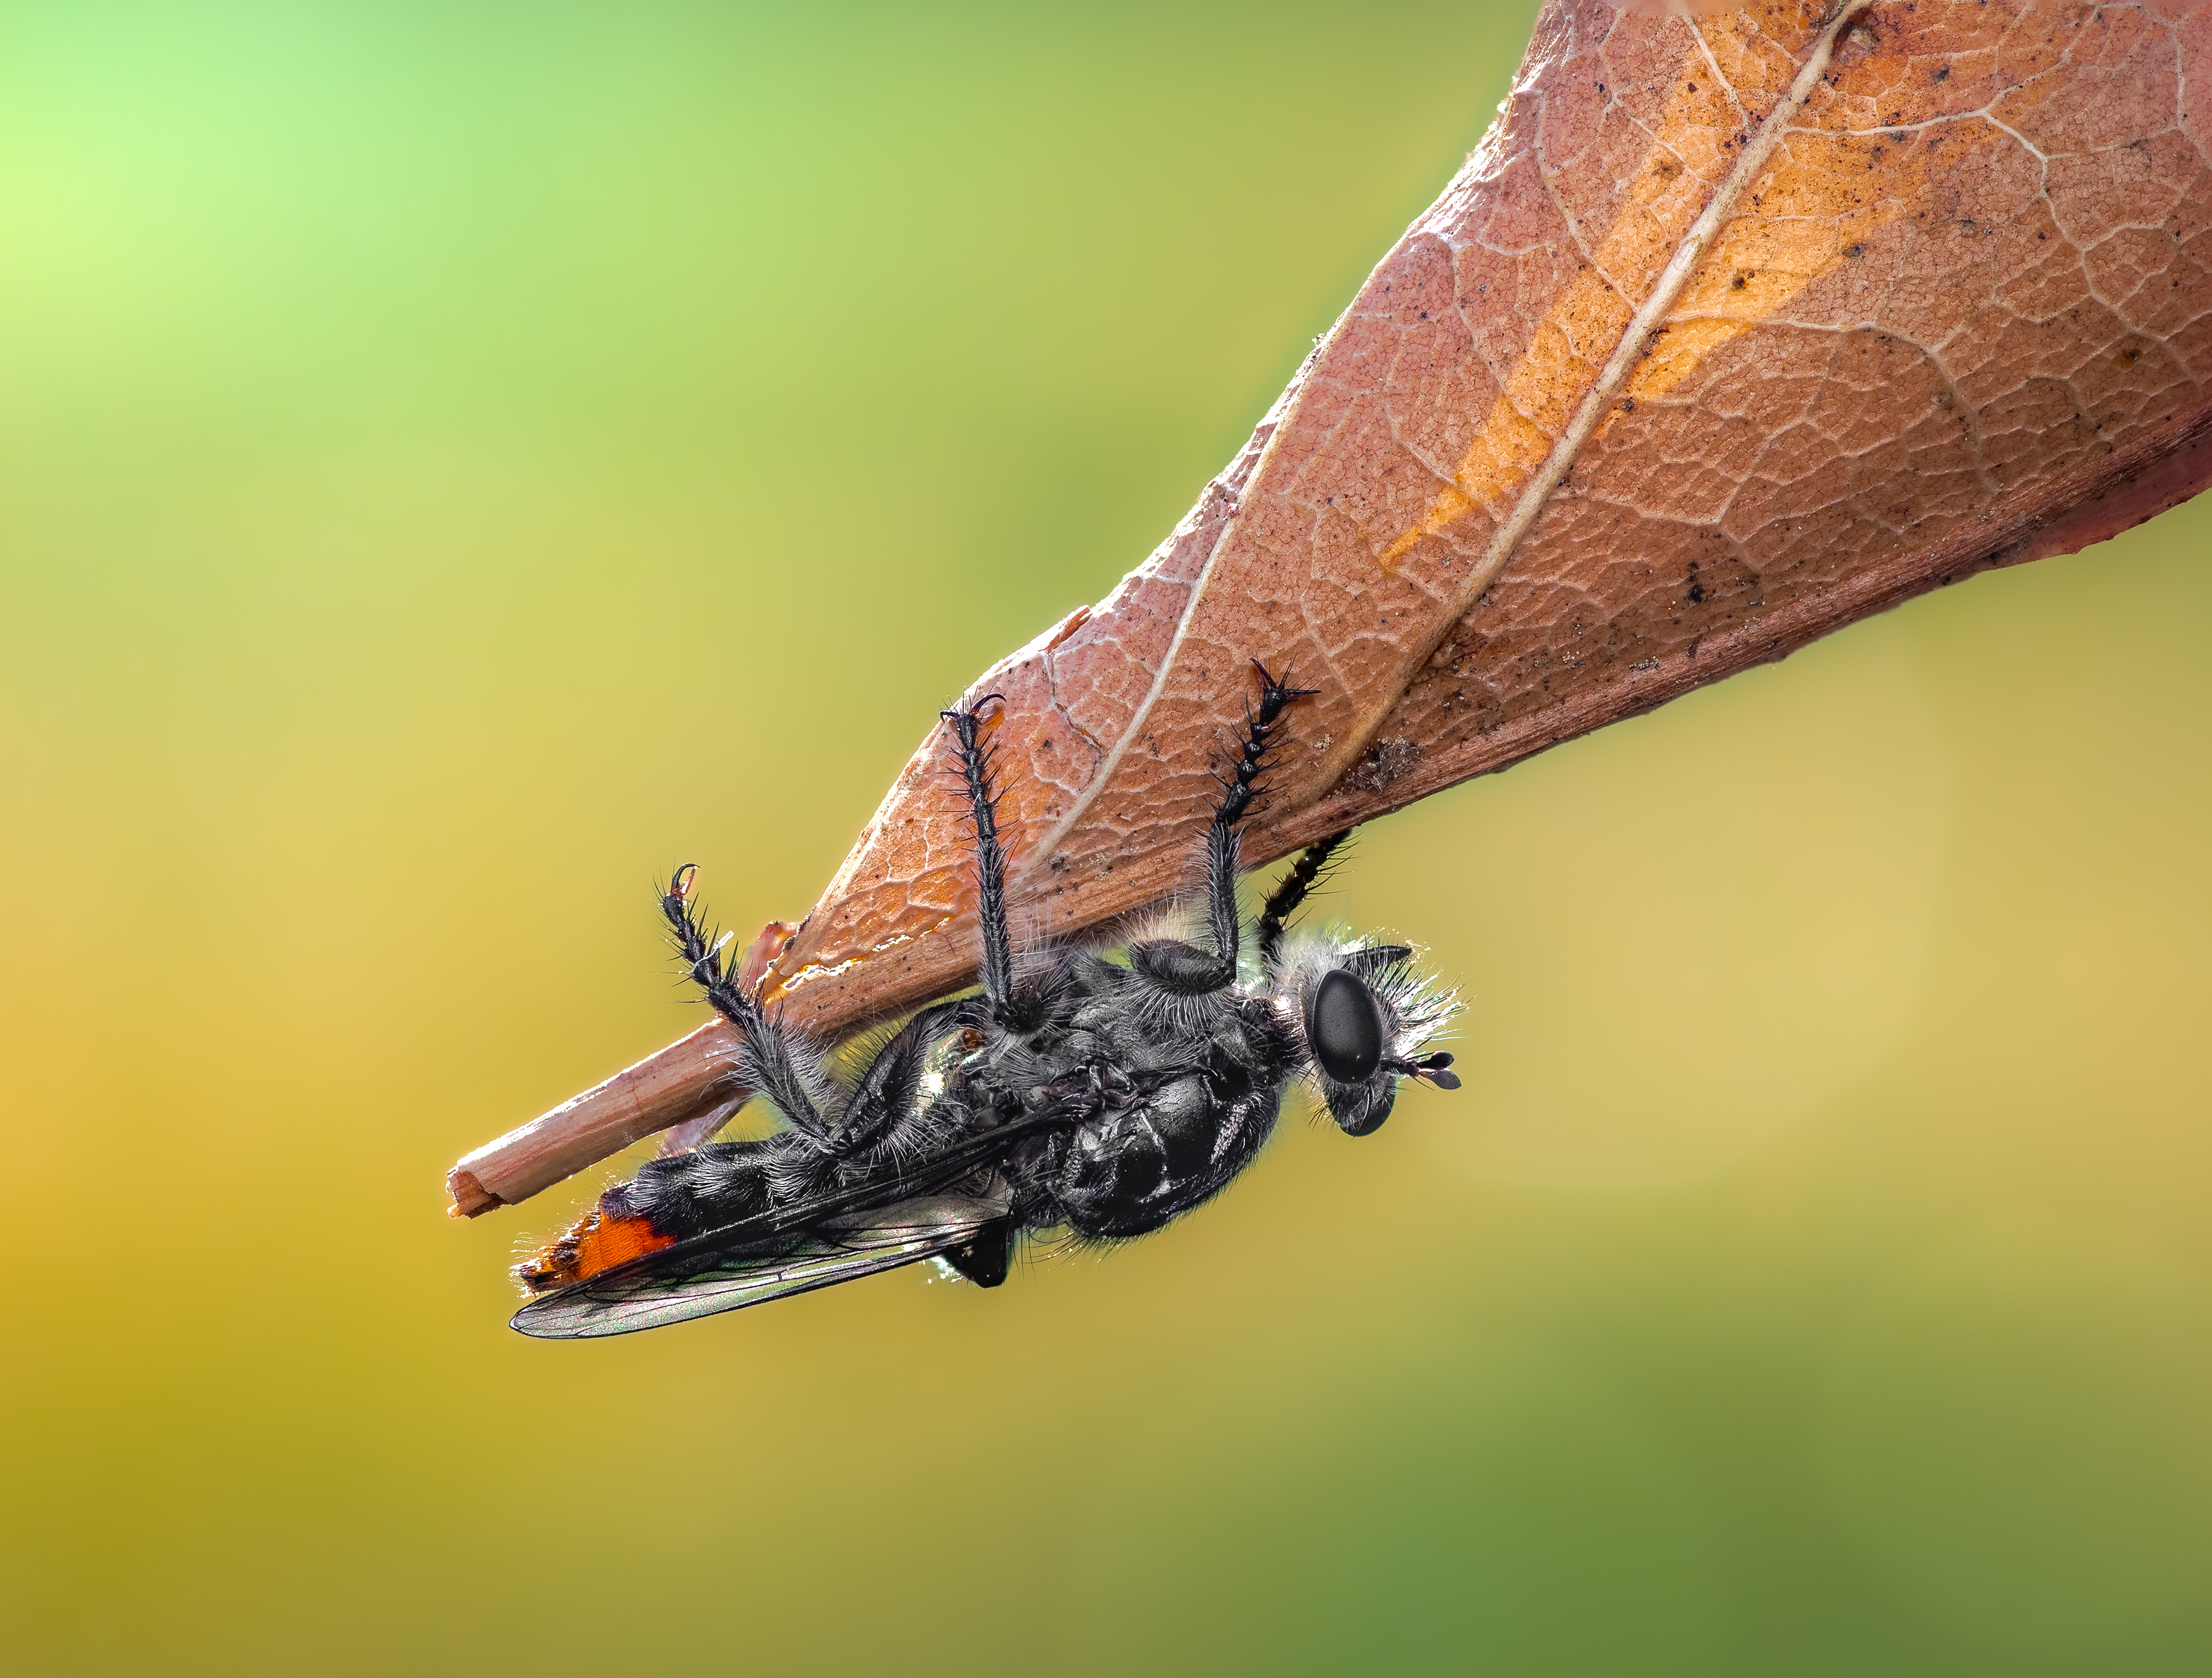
[940,700,1018,1018]
[824,998,977,1157]
[662,866,836,1140]
[1204,662,1316,966]
[1256,830,1351,970]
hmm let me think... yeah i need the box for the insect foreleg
[1204,662,1315,969]
[1256,831,1350,971]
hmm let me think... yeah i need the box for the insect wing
[510,1191,1009,1340]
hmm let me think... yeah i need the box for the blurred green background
[4,3,2209,1672]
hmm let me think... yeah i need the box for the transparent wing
[511,1190,1009,1340]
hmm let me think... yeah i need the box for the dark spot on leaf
[1340,738,1421,796]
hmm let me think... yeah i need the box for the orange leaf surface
[450,0,2212,1215]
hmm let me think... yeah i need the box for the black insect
[512,664,1461,1337]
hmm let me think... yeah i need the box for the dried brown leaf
[451,0,2212,1214]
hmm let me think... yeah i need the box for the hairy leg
[940,700,1020,1022]
[822,997,979,1157]
[1205,662,1315,964]
[1256,830,1351,971]
[1132,663,1315,997]
[662,865,837,1139]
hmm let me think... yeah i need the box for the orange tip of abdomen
[514,1207,677,1294]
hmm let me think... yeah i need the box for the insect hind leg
[662,866,836,1140]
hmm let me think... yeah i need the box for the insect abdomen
[513,1140,777,1294]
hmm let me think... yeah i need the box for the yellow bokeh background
[4,4,2209,1672]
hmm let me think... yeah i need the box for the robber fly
[511,664,1461,1337]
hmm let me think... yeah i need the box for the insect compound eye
[1307,968,1385,1085]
